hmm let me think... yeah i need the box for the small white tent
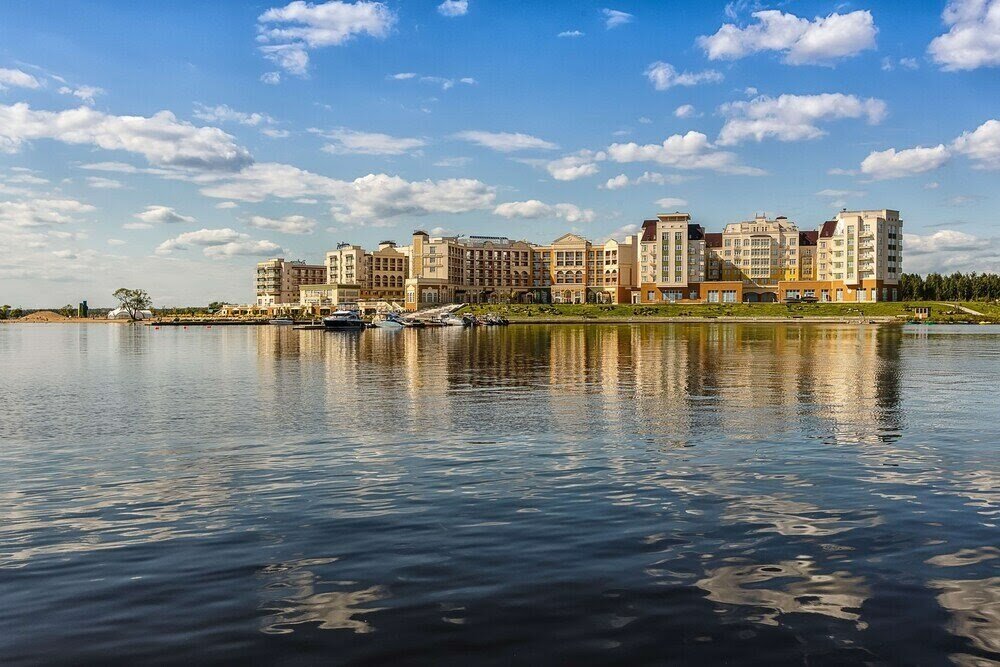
[107,308,153,320]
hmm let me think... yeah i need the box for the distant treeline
[898,272,1000,301]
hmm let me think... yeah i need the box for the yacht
[372,313,405,329]
[322,310,366,330]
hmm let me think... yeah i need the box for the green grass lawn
[960,301,1000,317]
[464,301,954,320]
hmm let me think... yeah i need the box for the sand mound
[18,310,71,322]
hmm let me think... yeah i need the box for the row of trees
[0,305,24,320]
[897,272,1000,302]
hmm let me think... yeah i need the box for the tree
[59,304,75,318]
[113,288,152,321]
[0,305,9,320]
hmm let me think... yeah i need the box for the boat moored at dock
[322,310,366,330]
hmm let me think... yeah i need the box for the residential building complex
[249,208,902,313]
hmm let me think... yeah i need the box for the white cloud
[0,103,252,171]
[135,205,196,225]
[674,104,698,118]
[816,188,865,198]
[262,128,291,139]
[433,156,471,167]
[602,8,633,29]
[57,85,104,105]
[860,145,951,179]
[644,62,723,90]
[545,150,606,181]
[453,130,557,152]
[951,119,1000,169]
[698,10,877,65]
[261,71,282,85]
[196,162,496,223]
[607,131,764,174]
[928,0,1000,70]
[558,30,584,38]
[638,116,652,124]
[904,229,1000,273]
[315,127,426,155]
[86,176,124,189]
[246,214,317,234]
[107,238,126,246]
[256,0,397,76]
[601,171,685,190]
[493,200,596,223]
[216,201,239,209]
[388,72,417,79]
[717,93,887,145]
[607,223,640,240]
[193,103,276,127]
[123,222,152,230]
[437,0,468,17]
[0,198,94,228]
[924,181,941,190]
[655,197,688,209]
[827,167,858,176]
[156,227,282,258]
[0,68,42,90]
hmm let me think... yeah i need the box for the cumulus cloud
[655,197,688,209]
[256,0,397,76]
[860,145,951,179]
[57,85,104,105]
[0,198,94,228]
[698,10,877,65]
[546,150,605,180]
[196,162,496,223]
[904,229,1000,273]
[644,62,723,90]
[607,223,640,240]
[453,130,557,152]
[674,104,698,118]
[156,227,281,257]
[951,119,1000,168]
[607,131,764,174]
[0,68,42,90]
[0,103,252,171]
[260,72,282,85]
[135,205,196,225]
[193,103,276,127]
[437,0,468,17]
[493,200,596,223]
[602,8,633,29]
[928,0,1000,70]
[717,93,887,145]
[314,127,426,155]
[558,30,584,38]
[601,171,685,190]
[246,214,317,234]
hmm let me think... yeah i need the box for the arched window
[575,270,583,284]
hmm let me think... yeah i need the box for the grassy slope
[464,301,996,322]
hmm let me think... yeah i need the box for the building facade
[256,258,327,307]
[250,208,902,311]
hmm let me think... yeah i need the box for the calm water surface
[1,323,998,665]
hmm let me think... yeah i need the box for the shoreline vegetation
[4,302,1000,325]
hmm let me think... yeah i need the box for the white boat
[441,314,465,326]
[373,314,404,329]
[268,317,294,325]
[322,310,366,330]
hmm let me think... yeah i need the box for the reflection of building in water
[930,577,1000,659]
[696,559,869,628]
[259,558,387,635]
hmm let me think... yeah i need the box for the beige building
[298,283,361,314]
[256,258,326,307]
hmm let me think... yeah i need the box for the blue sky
[1,0,999,306]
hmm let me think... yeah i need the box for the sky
[1,0,999,307]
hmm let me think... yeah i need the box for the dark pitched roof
[688,224,705,241]
[640,219,657,242]
[819,220,838,238]
[704,232,722,248]
[799,230,818,246]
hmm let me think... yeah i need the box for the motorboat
[323,310,366,330]
[440,314,465,326]
[483,314,510,326]
[268,317,294,325]
[372,313,405,329]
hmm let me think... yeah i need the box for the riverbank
[463,301,1000,324]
